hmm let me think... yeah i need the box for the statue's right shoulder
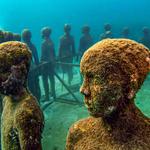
[66,117,99,149]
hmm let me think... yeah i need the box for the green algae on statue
[66,39,150,150]
[0,41,44,150]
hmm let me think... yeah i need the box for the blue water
[1,0,150,55]
[1,1,150,149]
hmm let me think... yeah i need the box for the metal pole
[54,71,81,104]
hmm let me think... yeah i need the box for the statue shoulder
[66,117,100,149]
[60,35,65,41]
[15,94,44,130]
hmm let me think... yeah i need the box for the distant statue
[121,27,130,38]
[22,29,41,102]
[0,41,44,150]
[58,24,76,85]
[22,29,39,65]
[40,27,56,101]
[0,30,4,43]
[66,39,150,150]
[4,31,14,42]
[13,33,21,41]
[100,23,113,40]
[139,27,150,49]
[78,25,93,59]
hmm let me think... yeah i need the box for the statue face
[0,42,31,96]
[80,72,123,118]
[0,60,10,84]
[0,64,25,95]
[0,65,11,95]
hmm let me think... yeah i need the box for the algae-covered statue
[0,41,44,150]
[66,39,150,150]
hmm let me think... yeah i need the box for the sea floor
[39,71,150,150]
[40,70,88,150]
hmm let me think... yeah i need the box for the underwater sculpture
[121,27,130,38]
[41,27,56,101]
[0,42,44,150]
[58,24,76,85]
[100,23,113,40]
[140,27,150,49]
[13,33,21,41]
[66,39,150,150]
[0,30,5,43]
[4,31,14,42]
[22,29,41,102]
[0,30,4,43]
[78,25,93,58]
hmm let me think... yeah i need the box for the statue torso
[66,116,150,150]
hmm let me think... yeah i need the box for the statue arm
[40,43,46,62]
[58,38,63,59]
[71,37,76,56]
[66,124,82,150]
[16,109,43,150]
[66,126,76,150]
[32,45,39,65]
[78,38,84,56]
[78,38,82,53]
[51,43,56,61]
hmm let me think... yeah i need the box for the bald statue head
[0,41,31,95]
[64,24,71,34]
[41,27,52,38]
[80,39,150,118]
[22,29,32,42]
[82,25,90,34]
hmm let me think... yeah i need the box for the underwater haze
[1,0,150,150]
[1,0,150,54]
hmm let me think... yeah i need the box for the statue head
[4,31,14,42]
[80,39,150,118]
[122,27,129,37]
[41,27,51,38]
[82,25,90,34]
[0,30,4,43]
[0,41,31,96]
[142,27,149,35]
[22,29,32,42]
[104,23,111,31]
[64,24,71,34]
[13,33,21,41]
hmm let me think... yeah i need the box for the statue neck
[10,87,29,102]
[102,99,139,131]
